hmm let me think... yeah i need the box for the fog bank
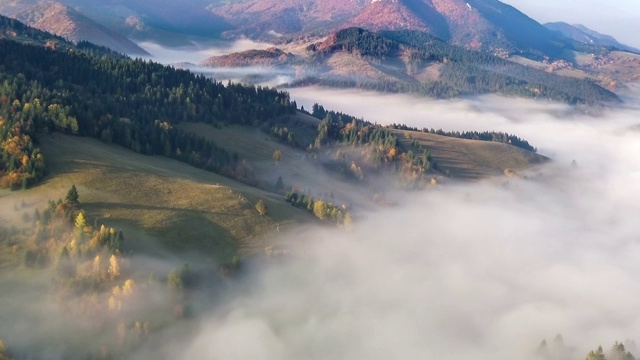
[130,92,640,359]
[137,39,275,65]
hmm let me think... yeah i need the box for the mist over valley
[1,1,640,359]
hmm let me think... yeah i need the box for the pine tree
[586,346,606,360]
[274,176,284,191]
[609,342,636,360]
[65,184,79,204]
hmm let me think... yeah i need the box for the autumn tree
[108,254,121,279]
[272,149,282,162]
[343,212,353,227]
[167,269,184,294]
[313,200,326,221]
[0,339,9,360]
[75,211,86,230]
[255,200,267,216]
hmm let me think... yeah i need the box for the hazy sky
[501,0,640,48]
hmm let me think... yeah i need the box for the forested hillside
[0,38,296,189]
[296,28,620,104]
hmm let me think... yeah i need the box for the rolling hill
[3,134,312,259]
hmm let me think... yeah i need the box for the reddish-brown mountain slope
[209,0,563,56]
[4,0,148,54]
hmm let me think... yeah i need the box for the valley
[1,1,640,359]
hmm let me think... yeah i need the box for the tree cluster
[285,189,351,225]
[310,104,437,185]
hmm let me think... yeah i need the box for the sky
[501,0,640,48]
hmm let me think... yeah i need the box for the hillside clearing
[1,134,313,261]
[394,130,548,180]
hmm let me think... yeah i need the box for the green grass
[178,120,374,209]
[394,130,548,180]
[1,134,314,262]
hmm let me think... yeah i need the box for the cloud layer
[154,89,640,360]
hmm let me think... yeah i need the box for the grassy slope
[181,114,546,183]
[0,134,313,262]
[393,130,548,180]
[1,123,546,266]
[178,119,373,209]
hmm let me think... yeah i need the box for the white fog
[2,40,639,360]
[117,70,640,359]
[137,39,276,65]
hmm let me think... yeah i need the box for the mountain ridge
[0,0,148,54]
[208,0,567,58]
[545,22,640,54]
[201,27,620,105]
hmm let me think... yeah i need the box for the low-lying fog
[137,39,275,65]
[5,40,640,358]
[136,40,295,86]
[133,87,640,359]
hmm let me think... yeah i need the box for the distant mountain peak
[0,0,148,54]
[545,22,639,53]
[208,0,564,57]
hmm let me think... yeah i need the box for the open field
[393,130,548,180]
[1,134,314,261]
[178,120,375,209]
[183,118,546,184]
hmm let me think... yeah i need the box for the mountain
[208,0,568,58]
[34,0,233,45]
[201,27,619,105]
[545,22,640,53]
[0,0,148,54]
[208,0,366,37]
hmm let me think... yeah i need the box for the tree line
[386,123,537,152]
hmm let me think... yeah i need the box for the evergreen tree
[274,176,284,191]
[65,184,79,204]
[609,342,635,360]
[586,346,606,360]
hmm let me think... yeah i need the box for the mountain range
[2,0,638,57]
[545,22,640,54]
[200,27,619,104]
[208,0,569,58]
[0,0,638,102]
[0,0,149,54]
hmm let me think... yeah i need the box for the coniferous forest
[0,38,296,189]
